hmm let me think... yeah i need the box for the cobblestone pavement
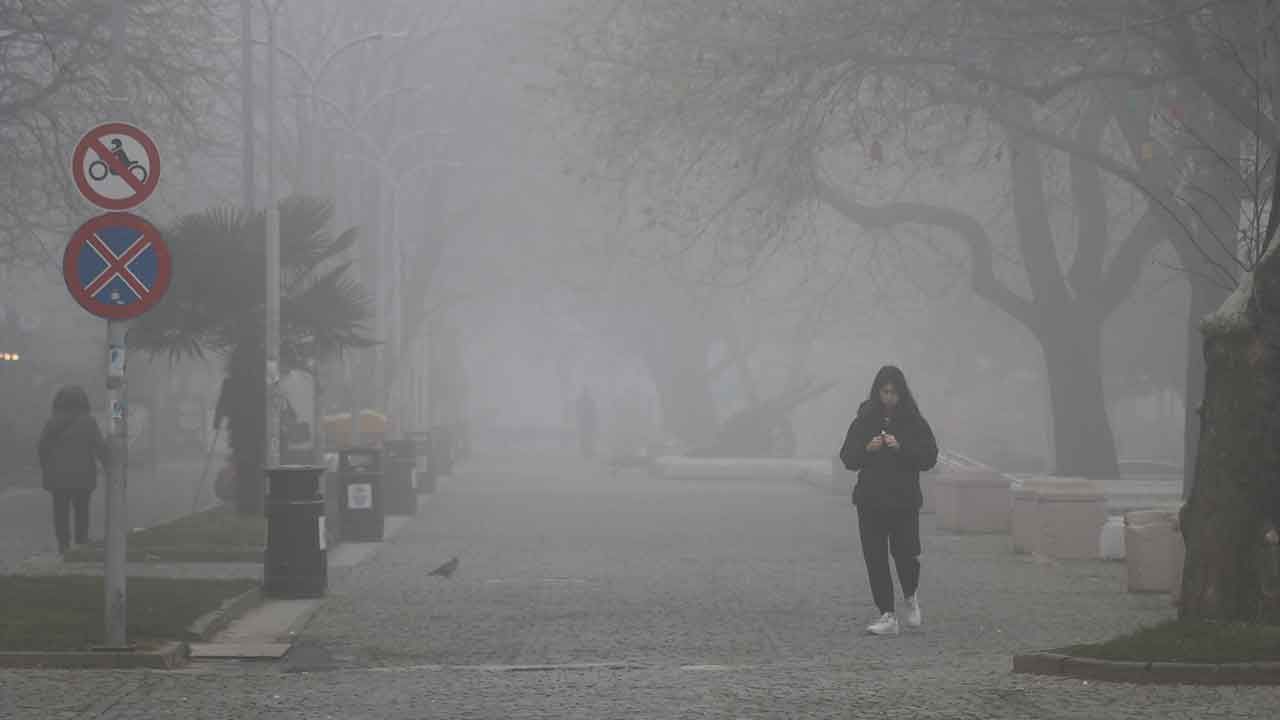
[3,452,1276,719]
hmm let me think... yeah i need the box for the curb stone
[66,545,264,563]
[0,641,189,670]
[1013,652,1280,685]
[185,586,262,641]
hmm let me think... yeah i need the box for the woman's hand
[884,433,900,450]
[1265,527,1279,546]
[866,434,884,452]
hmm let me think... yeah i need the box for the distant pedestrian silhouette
[37,386,110,555]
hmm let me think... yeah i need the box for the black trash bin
[338,448,384,541]
[383,439,418,516]
[263,465,328,599]
[409,431,435,494]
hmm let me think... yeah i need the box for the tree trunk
[224,341,266,516]
[1182,279,1230,496]
[1040,319,1120,478]
[1179,321,1274,621]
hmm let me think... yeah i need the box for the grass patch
[65,505,265,562]
[0,575,257,651]
[1060,620,1280,663]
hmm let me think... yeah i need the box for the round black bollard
[383,439,418,516]
[338,448,384,541]
[263,465,328,599]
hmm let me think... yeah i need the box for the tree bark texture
[1179,324,1275,621]
[1180,231,1280,622]
[1182,280,1230,495]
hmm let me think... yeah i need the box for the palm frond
[132,195,370,372]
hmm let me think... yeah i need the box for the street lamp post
[241,0,255,214]
[305,90,452,438]
[264,0,282,474]
[254,2,407,471]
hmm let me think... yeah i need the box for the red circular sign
[70,122,161,211]
[64,212,171,320]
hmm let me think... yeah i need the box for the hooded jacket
[37,412,109,492]
[839,400,938,510]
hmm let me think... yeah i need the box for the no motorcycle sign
[70,122,161,211]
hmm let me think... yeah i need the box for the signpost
[65,14,169,644]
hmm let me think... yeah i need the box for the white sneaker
[866,612,900,636]
[903,595,922,628]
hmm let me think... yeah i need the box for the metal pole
[104,0,129,650]
[241,0,255,213]
[265,2,281,471]
[388,175,402,435]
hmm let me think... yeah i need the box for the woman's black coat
[839,400,939,511]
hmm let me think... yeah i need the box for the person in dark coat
[37,386,110,555]
[839,365,938,636]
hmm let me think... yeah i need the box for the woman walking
[840,365,938,636]
[37,386,110,556]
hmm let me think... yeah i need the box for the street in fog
[4,1,1280,717]
[9,453,1276,718]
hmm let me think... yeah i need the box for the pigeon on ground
[428,556,459,578]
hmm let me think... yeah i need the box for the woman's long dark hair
[862,365,922,419]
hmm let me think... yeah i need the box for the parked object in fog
[839,366,938,636]
[37,385,110,555]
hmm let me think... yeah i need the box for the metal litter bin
[384,439,418,515]
[430,425,454,479]
[410,431,435,494]
[263,465,327,598]
[338,448,384,541]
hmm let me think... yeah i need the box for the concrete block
[1011,477,1087,553]
[935,469,1011,533]
[1125,508,1180,592]
[1034,478,1107,559]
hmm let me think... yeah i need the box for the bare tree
[0,0,233,267]
[558,0,1280,624]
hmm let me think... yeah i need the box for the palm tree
[131,195,374,514]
